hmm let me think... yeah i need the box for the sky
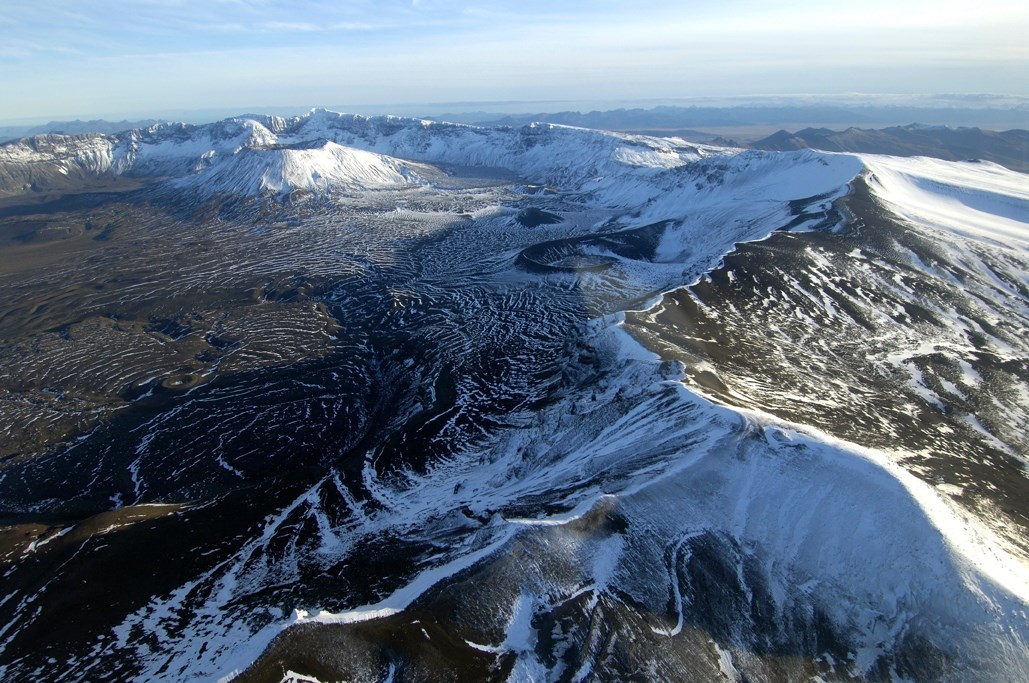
[2,0,1028,123]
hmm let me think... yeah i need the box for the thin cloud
[1,1,1027,120]
[330,22,386,31]
[261,21,320,32]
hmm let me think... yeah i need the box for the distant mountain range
[0,118,164,143]
[739,124,1029,172]
[442,103,1028,132]
[437,107,1027,173]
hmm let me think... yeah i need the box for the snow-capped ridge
[5,108,1026,223]
[860,154,1029,248]
[0,109,712,200]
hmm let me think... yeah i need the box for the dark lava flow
[0,170,621,678]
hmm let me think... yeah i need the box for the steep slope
[629,154,1029,553]
[0,133,123,195]
[0,118,278,196]
[862,154,1029,246]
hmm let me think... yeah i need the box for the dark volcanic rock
[515,207,563,227]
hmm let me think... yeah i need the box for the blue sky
[2,0,1028,123]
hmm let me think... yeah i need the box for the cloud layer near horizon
[3,0,1028,121]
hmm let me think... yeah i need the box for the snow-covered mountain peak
[178,139,434,197]
[234,118,277,148]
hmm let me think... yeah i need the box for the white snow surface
[862,155,1029,249]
